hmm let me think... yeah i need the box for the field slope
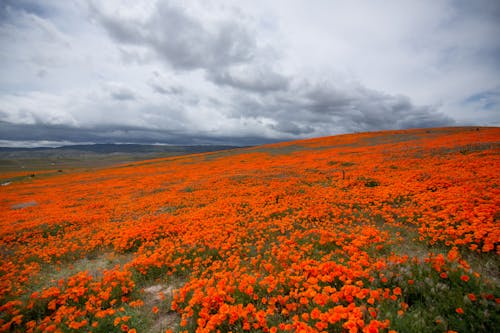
[0,127,499,332]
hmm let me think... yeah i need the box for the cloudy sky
[1,0,499,147]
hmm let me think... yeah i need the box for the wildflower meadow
[1,127,499,332]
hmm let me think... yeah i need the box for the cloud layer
[1,0,498,146]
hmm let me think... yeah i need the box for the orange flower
[311,307,321,320]
[455,308,464,315]
[315,321,328,330]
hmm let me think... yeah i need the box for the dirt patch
[143,282,183,333]
[144,284,176,302]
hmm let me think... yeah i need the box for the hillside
[0,127,499,332]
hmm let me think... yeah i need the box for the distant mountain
[0,144,241,157]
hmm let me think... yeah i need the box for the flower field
[0,127,499,332]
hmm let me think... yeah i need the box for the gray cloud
[150,84,183,95]
[299,85,454,131]
[36,69,47,78]
[209,65,289,93]
[109,86,136,101]
[270,121,315,135]
[0,0,54,20]
[463,89,500,111]
[90,1,290,95]
[90,1,256,71]
[0,121,274,146]
[227,80,454,136]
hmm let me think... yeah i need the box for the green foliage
[364,179,380,187]
[376,258,499,332]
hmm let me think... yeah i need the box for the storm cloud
[0,0,498,147]
[90,1,256,71]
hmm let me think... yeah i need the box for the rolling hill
[0,127,499,332]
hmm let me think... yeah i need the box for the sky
[0,0,499,147]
